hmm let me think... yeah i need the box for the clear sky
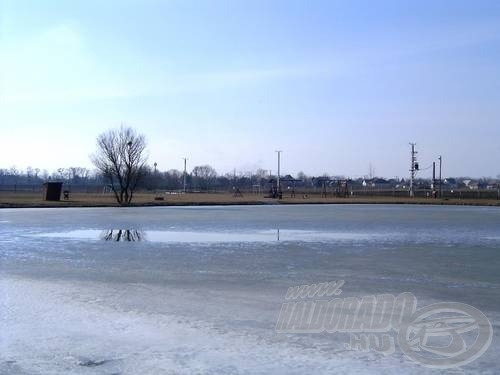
[1,0,500,178]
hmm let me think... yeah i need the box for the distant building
[443,178,457,189]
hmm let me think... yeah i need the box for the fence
[0,184,106,194]
[1,184,499,200]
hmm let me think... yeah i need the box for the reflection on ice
[101,229,144,242]
[3,206,500,373]
[36,229,383,243]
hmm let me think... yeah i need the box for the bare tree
[192,165,217,191]
[91,126,148,205]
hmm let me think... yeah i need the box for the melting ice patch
[34,229,388,243]
[484,236,500,241]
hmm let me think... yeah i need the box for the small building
[43,182,63,201]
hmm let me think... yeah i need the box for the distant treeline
[1,165,499,193]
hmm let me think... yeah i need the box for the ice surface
[1,205,499,374]
[35,228,393,243]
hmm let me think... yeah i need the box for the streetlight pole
[153,162,158,193]
[182,158,187,193]
[438,155,442,198]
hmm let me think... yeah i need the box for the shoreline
[1,195,500,209]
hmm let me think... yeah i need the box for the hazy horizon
[1,1,500,178]
[2,161,500,181]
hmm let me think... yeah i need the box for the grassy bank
[1,191,500,208]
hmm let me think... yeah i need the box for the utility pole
[182,158,187,193]
[368,163,375,179]
[409,143,417,197]
[438,155,442,198]
[275,150,282,192]
[432,161,436,198]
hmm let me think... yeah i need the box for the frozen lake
[1,204,499,374]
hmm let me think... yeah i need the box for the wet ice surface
[35,228,393,243]
[1,204,500,374]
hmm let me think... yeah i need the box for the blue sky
[1,0,500,178]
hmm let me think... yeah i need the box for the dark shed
[43,182,63,201]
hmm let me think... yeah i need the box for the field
[1,190,500,208]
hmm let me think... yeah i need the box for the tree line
[3,126,496,205]
[0,164,309,191]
